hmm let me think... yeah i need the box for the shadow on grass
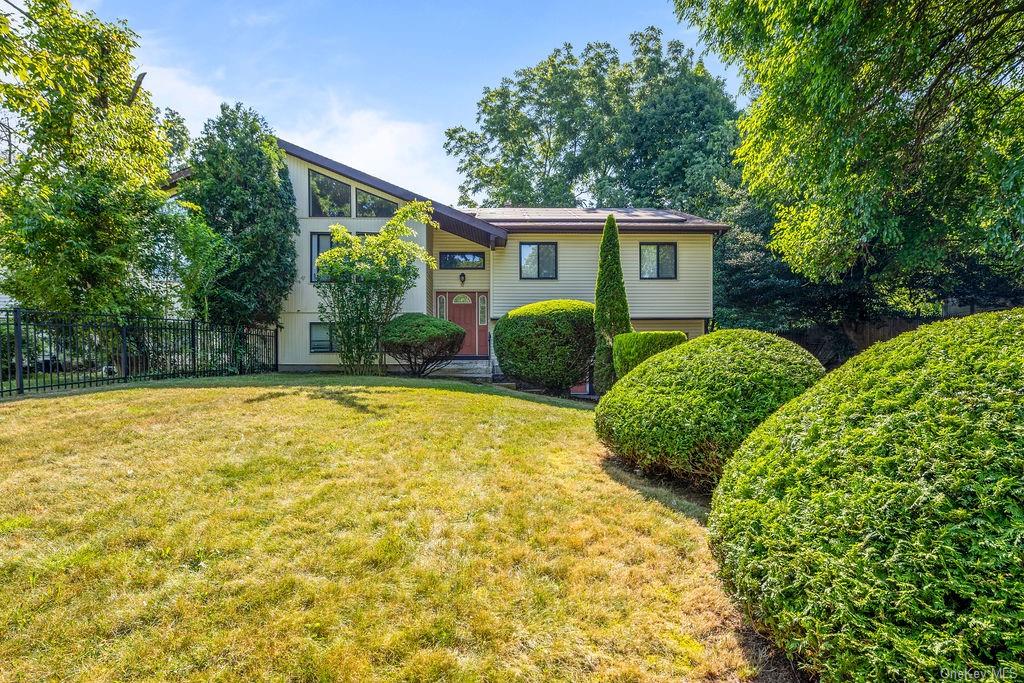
[600,455,711,524]
[0,372,595,413]
[600,455,808,683]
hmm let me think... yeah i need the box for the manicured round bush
[382,313,464,377]
[493,299,595,394]
[595,329,824,483]
[710,310,1024,680]
[612,330,687,378]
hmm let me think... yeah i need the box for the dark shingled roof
[465,207,728,234]
[277,139,508,248]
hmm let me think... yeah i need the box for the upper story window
[520,242,557,280]
[439,251,485,270]
[309,169,351,218]
[640,242,677,279]
[311,232,333,282]
[356,188,398,218]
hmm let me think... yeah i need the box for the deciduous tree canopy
[0,0,201,315]
[674,0,1024,282]
[445,27,739,215]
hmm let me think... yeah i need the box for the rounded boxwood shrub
[493,299,595,394]
[709,310,1024,680]
[612,330,687,378]
[382,312,465,377]
[595,329,824,483]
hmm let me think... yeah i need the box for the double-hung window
[519,242,557,280]
[640,242,677,279]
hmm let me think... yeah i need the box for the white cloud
[133,34,228,133]
[142,65,226,132]
[278,95,462,205]
[130,36,461,204]
[230,11,281,28]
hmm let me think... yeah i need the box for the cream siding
[431,228,491,292]
[490,232,713,319]
[279,154,428,367]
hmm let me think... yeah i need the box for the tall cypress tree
[593,214,632,394]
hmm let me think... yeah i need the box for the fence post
[274,324,280,372]
[190,319,198,377]
[13,307,24,395]
[119,323,129,382]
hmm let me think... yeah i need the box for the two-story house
[251,140,727,377]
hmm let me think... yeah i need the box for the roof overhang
[467,207,730,236]
[489,221,728,235]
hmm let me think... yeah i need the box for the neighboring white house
[275,140,727,377]
[0,293,13,309]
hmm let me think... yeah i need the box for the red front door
[440,291,489,357]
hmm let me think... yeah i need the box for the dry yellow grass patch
[0,375,792,682]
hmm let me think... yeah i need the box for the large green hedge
[612,331,687,377]
[381,313,464,377]
[595,329,823,483]
[493,299,595,394]
[710,310,1024,679]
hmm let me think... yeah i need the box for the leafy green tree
[181,103,299,325]
[673,0,1024,282]
[714,185,935,330]
[169,205,237,321]
[0,0,191,315]
[593,214,632,394]
[444,27,738,215]
[158,107,191,173]
[314,201,437,375]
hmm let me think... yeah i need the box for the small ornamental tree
[593,214,632,394]
[315,201,437,374]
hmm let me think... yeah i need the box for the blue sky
[80,0,741,204]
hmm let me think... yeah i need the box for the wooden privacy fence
[0,308,277,398]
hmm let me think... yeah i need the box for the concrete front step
[433,359,493,379]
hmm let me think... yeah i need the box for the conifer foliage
[593,214,632,394]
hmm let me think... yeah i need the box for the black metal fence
[1,308,278,398]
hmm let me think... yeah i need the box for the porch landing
[433,358,493,380]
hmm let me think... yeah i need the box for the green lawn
[0,375,792,681]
